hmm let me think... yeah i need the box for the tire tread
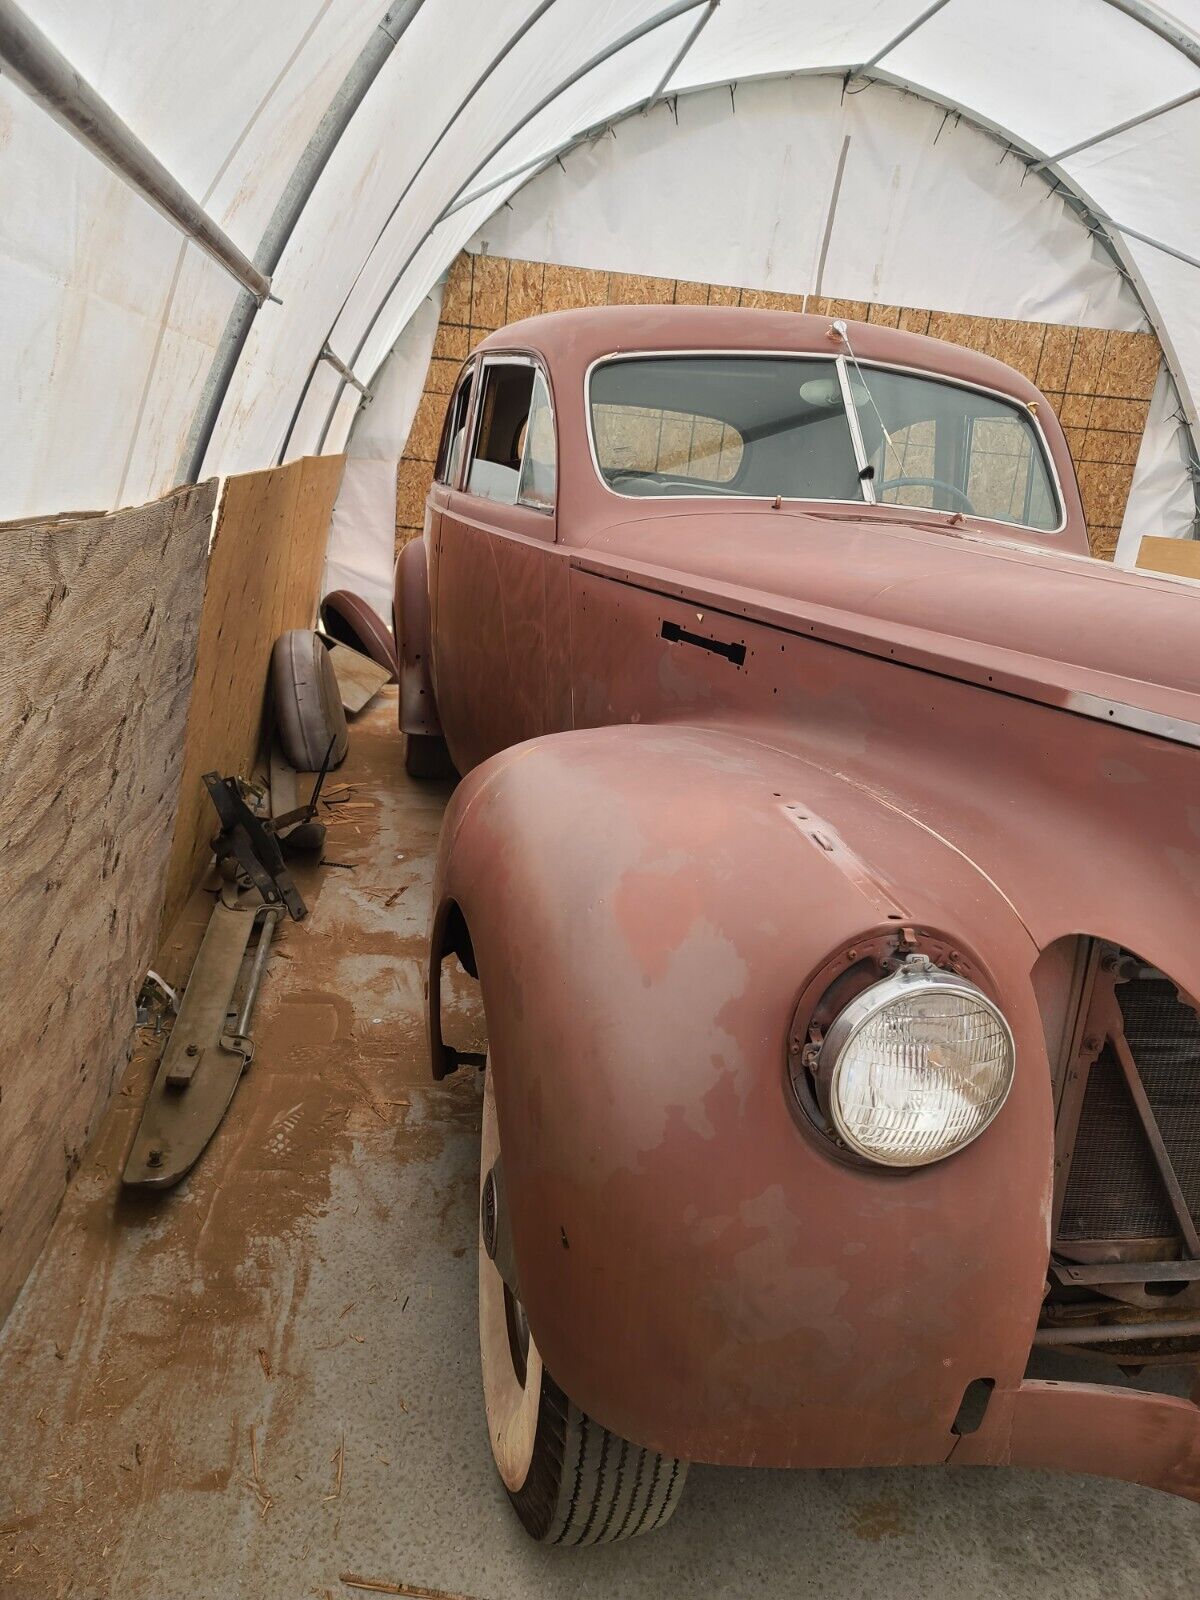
[509,1373,687,1545]
[403,732,454,779]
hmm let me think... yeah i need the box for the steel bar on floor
[1035,1319,1200,1346]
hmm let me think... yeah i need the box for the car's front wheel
[478,1066,688,1543]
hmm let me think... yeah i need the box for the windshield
[588,354,1060,531]
[847,363,1060,530]
[589,356,864,503]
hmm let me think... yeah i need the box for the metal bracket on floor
[123,885,281,1189]
[204,770,308,920]
[123,760,323,1190]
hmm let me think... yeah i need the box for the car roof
[472,304,1044,404]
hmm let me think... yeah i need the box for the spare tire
[272,630,348,771]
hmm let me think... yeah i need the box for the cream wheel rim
[479,1065,543,1492]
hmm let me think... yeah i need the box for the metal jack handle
[272,736,337,833]
[220,907,283,1064]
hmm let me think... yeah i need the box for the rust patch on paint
[613,864,707,982]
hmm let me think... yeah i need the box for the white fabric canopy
[473,75,1147,328]
[2,0,1199,554]
[468,72,1200,570]
[323,285,442,619]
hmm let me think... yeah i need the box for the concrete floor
[0,690,1196,1600]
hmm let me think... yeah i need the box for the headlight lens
[820,960,1015,1167]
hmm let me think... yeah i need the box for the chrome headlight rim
[818,958,1016,1168]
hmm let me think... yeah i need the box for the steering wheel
[876,475,976,515]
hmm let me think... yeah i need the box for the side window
[516,372,556,509]
[435,363,474,485]
[462,358,557,511]
[467,363,535,504]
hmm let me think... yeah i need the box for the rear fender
[430,723,1052,1468]
[393,535,441,738]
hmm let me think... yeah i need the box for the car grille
[1059,978,1200,1245]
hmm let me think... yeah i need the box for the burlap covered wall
[397,251,1161,560]
[0,483,214,1324]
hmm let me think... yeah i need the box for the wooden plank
[1136,534,1200,583]
[162,454,345,933]
[0,481,214,1324]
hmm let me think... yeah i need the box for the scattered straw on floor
[341,1576,483,1599]
[323,1432,346,1502]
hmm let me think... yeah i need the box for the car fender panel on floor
[321,588,398,680]
[394,535,442,740]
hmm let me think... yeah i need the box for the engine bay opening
[1040,939,1200,1364]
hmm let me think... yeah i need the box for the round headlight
[819,957,1014,1167]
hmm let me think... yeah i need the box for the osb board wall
[1137,534,1200,581]
[162,454,345,935]
[0,481,215,1325]
[396,252,1161,560]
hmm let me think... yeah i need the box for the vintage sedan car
[395,304,1200,1541]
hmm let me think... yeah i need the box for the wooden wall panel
[162,453,345,934]
[0,482,214,1324]
[396,251,1161,561]
[1136,535,1200,582]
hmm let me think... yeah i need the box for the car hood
[576,506,1200,737]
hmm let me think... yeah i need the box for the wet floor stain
[846,1493,910,1541]
[0,694,485,1599]
[1,694,1196,1600]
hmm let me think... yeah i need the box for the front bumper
[953,1379,1200,1503]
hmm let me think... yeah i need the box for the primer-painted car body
[413,306,1200,1502]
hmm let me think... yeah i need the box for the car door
[432,353,559,772]
[426,355,476,660]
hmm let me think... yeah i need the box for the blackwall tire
[478,1067,688,1544]
[403,732,453,779]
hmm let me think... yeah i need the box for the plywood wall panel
[1136,536,1200,581]
[395,251,1162,564]
[0,482,214,1324]
[162,454,344,934]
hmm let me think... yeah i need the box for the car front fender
[430,722,1052,1469]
